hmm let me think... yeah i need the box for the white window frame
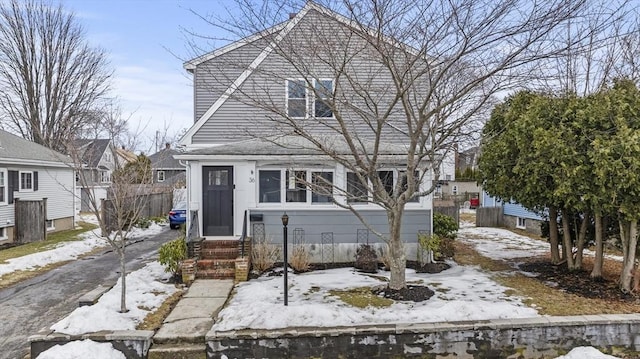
[0,169,7,205]
[0,227,6,239]
[286,79,308,119]
[100,170,111,183]
[257,168,335,206]
[19,171,34,192]
[516,217,526,229]
[347,169,422,206]
[313,78,334,119]
[157,170,165,182]
[46,219,55,231]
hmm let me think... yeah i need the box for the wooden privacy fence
[476,207,503,227]
[434,206,459,226]
[15,198,46,243]
[101,192,173,232]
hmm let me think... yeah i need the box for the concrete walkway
[153,279,234,344]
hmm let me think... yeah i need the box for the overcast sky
[62,0,235,153]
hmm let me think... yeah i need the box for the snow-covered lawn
[0,218,165,277]
[36,214,624,359]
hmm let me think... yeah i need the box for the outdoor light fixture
[281,212,289,306]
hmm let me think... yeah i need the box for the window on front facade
[157,171,165,182]
[259,170,281,203]
[311,171,333,203]
[346,172,368,203]
[377,171,394,198]
[0,169,6,204]
[100,171,111,183]
[314,79,333,118]
[286,170,307,203]
[19,171,33,191]
[517,217,526,229]
[287,79,307,118]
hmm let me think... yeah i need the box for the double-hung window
[286,78,334,118]
[286,79,307,118]
[19,171,33,191]
[346,172,368,204]
[311,171,333,203]
[286,170,307,203]
[259,169,334,205]
[314,79,333,118]
[157,171,165,182]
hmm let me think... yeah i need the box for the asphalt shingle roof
[0,130,69,165]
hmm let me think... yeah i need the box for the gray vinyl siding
[191,9,413,144]
[193,37,273,121]
[248,208,431,245]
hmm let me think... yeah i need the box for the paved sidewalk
[153,279,234,344]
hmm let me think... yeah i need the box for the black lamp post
[281,212,289,306]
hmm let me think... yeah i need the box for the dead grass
[0,261,73,289]
[329,286,393,308]
[453,241,640,315]
[137,290,185,331]
[459,212,476,224]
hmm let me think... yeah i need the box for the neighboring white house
[0,130,75,244]
[176,2,437,262]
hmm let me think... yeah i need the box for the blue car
[168,202,187,229]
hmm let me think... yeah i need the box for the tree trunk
[387,210,406,290]
[619,219,638,293]
[562,209,575,269]
[548,206,561,264]
[590,211,604,279]
[119,235,128,313]
[573,212,588,269]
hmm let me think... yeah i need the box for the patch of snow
[212,263,538,331]
[555,346,620,359]
[458,226,549,260]
[51,261,178,335]
[36,339,125,359]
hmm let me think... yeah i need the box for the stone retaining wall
[207,314,640,358]
[29,330,153,359]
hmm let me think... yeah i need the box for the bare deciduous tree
[188,0,603,290]
[0,0,111,153]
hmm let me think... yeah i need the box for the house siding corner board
[247,208,430,262]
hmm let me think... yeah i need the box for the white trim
[179,7,311,146]
[0,227,6,239]
[46,219,55,231]
[157,170,166,182]
[0,168,7,205]
[19,171,34,192]
[257,167,335,206]
[516,217,526,229]
[312,78,334,119]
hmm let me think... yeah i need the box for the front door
[202,166,233,236]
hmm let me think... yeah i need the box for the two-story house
[0,130,75,244]
[176,2,436,263]
[148,143,185,186]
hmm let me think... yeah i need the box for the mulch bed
[519,259,636,302]
[373,285,435,302]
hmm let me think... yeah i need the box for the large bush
[434,212,458,239]
[159,236,187,278]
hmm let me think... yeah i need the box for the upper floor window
[314,79,333,118]
[100,170,111,183]
[19,171,33,192]
[286,78,334,119]
[286,79,307,118]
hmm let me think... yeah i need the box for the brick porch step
[201,240,240,249]
[196,268,235,279]
[200,247,238,260]
[197,259,235,271]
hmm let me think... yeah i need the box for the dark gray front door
[202,166,233,236]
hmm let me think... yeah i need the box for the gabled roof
[180,1,417,147]
[73,139,111,168]
[0,130,69,167]
[149,148,183,170]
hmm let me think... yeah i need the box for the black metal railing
[240,210,248,257]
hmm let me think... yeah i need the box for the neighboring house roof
[0,130,69,167]
[149,147,183,170]
[115,147,137,163]
[73,139,111,168]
